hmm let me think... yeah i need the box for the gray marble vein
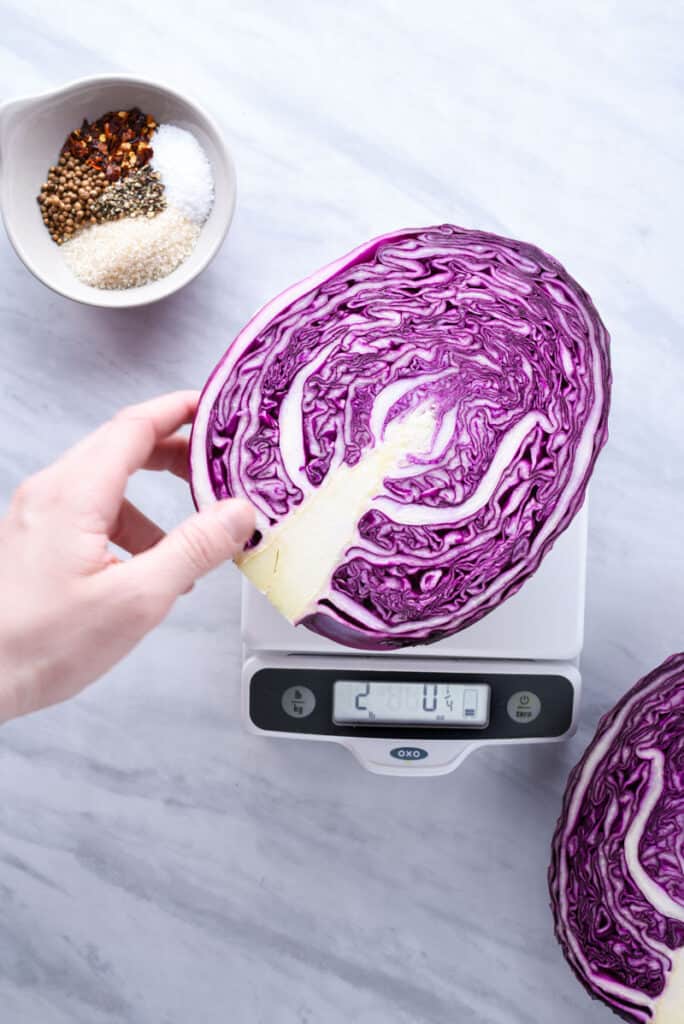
[1,1,683,1022]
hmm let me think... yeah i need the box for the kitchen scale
[241,505,587,776]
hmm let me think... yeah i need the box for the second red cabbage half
[549,653,684,1023]
[190,225,610,649]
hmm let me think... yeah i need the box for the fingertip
[213,498,256,545]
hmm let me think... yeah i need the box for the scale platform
[241,505,587,776]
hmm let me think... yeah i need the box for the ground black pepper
[93,166,166,221]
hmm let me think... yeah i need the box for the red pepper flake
[61,107,157,183]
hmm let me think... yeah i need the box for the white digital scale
[241,505,587,776]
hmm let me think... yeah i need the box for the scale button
[507,691,542,724]
[281,686,316,719]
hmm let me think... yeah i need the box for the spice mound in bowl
[36,108,214,290]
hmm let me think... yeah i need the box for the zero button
[507,691,542,724]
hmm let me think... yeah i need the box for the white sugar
[150,124,214,225]
[61,206,200,289]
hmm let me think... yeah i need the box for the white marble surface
[1,2,683,1022]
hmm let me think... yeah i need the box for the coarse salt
[150,124,214,225]
[61,206,200,289]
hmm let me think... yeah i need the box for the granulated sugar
[151,125,214,224]
[61,207,200,289]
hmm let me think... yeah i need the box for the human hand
[0,391,255,723]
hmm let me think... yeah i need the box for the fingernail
[216,499,256,543]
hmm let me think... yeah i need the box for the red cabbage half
[549,654,684,1023]
[190,225,610,649]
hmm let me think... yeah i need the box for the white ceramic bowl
[0,74,236,307]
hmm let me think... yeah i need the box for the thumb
[127,498,255,600]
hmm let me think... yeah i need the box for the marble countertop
[1,3,682,1022]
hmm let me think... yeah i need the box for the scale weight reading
[331,679,491,727]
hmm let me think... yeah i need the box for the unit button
[281,686,316,719]
[507,691,542,724]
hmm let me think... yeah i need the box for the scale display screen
[333,680,490,727]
